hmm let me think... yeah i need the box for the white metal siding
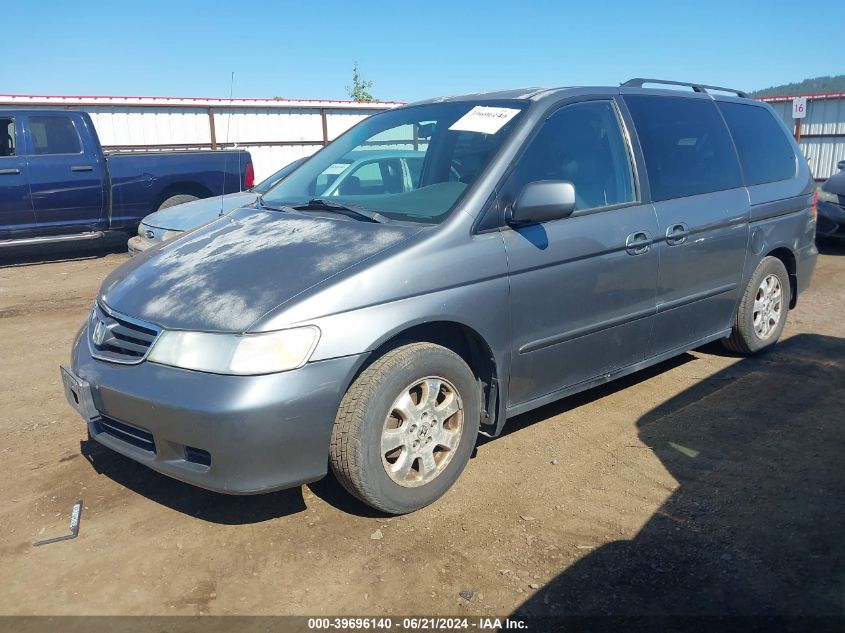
[765,96,845,180]
[0,95,399,181]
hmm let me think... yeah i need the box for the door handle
[71,165,94,172]
[0,168,21,175]
[665,223,690,246]
[625,231,652,256]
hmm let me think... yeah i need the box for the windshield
[251,157,307,194]
[261,101,526,224]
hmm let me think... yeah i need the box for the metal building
[762,93,845,181]
[0,94,401,181]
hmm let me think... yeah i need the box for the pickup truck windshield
[261,101,526,224]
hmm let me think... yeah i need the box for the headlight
[161,229,184,241]
[817,189,840,204]
[147,326,320,375]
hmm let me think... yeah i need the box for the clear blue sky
[2,0,840,102]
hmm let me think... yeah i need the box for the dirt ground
[0,240,843,618]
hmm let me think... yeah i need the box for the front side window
[624,95,742,201]
[1,118,15,157]
[29,116,82,155]
[509,100,636,211]
[717,102,796,186]
[262,101,526,224]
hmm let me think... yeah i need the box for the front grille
[89,302,160,364]
[95,415,156,453]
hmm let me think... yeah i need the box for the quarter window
[29,116,82,155]
[624,96,742,201]
[717,102,796,185]
[510,100,636,211]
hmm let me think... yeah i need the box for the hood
[142,192,259,231]
[100,208,421,332]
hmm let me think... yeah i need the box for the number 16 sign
[792,97,807,119]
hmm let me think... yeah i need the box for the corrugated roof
[759,92,845,103]
[0,93,405,109]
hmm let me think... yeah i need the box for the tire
[722,256,791,355]
[330,342,480,514]
[157,194,199,211]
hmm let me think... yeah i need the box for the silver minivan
[61,79,818,514]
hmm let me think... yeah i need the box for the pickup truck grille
[89,302,161,364]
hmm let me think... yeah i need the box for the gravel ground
[0,240,843,617]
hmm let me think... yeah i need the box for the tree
[750,75,845,98]
[346,62,375,102]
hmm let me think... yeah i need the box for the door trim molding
[655,283,737,314]
[519,305,656,354]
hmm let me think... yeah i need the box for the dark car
[61,78,818,515]
[816,160,845,239]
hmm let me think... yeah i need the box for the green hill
[751,75,845,98]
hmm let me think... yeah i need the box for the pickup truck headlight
[817,189,840,204]
[147,326,320,375]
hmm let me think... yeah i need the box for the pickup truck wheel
[329,342,480,514]
[157,194,198,211]
[723,256,790,355]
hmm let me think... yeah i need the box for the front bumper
[65,324,365,494]
[127,234,157,256]
[816,200,845,238]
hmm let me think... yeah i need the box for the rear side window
[625,96,742,201]
[1,118,15,156]
[717,102,796,185]
[29,116,82,155]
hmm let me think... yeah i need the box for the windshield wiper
[292,199,388,223]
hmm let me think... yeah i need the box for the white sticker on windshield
[449,106,520,134]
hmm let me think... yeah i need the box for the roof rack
[621,78,749,99]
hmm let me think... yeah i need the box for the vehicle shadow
[0,234,128,268]
[512,333,845,620]
[817,237,845,256]
[307,471,391,519]
[80,437,307,524]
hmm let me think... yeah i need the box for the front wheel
[723,256,790,354]
[329,343,480,514]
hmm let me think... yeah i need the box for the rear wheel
[329,342,480,514]
[723,256,790,354]
[157,194,199,211]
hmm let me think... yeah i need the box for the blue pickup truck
[0,110,252,247]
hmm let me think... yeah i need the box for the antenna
[220,71,235,216]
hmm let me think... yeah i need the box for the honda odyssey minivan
[61,78,818,514]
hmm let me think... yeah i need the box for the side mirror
[508,181,576,225]
[838,160,845,171]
